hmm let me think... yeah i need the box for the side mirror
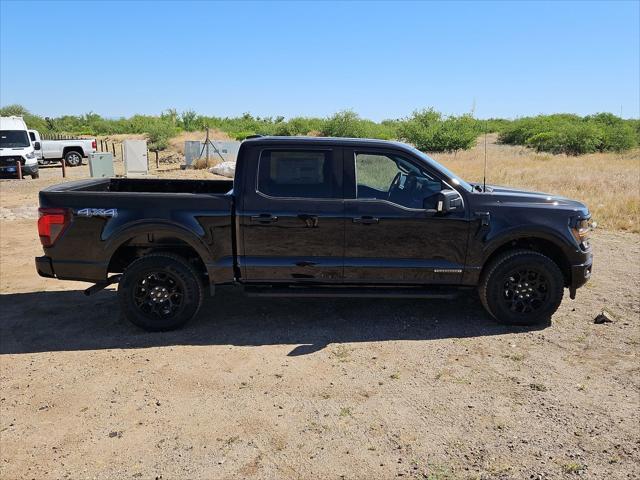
[435,189,463,214]
[34,142,41,150]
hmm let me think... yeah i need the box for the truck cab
[0,116,39,179]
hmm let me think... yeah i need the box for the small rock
[594,310,615,324]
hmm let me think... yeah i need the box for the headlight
[25,152,37,159]
[571,218,593,245]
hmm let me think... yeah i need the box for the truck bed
[42,177,234,195]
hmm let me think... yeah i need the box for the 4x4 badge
[76,208,118,218]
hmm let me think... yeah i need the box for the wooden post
[16,161,22,180]
[112,143,116,156]
[61,159,67,178]
[155,151,159,168]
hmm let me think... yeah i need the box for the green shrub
[397,109,481,152]
[500,113,638,154]
[321,110,367,137]
[146,122,176,151]
[526,124,602,155]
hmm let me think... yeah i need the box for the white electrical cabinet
[123,140,148,176]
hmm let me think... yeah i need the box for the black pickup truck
[36,136,593,331]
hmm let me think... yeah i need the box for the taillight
[38,208,71,247]
[91,140,97,149]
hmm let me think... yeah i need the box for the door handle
[250,214,278,224]
[352,216,379,225]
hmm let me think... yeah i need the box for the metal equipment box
[88,152,115,178]
[123,140,148,176]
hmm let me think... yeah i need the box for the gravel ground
[0,165,638,479]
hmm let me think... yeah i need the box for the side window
[29,132,36,141]
[355,152,443,209]
[258,150,336,199]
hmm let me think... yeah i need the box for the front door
[343,148,470,284]
[239,146,344,283]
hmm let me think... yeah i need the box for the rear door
[343,147,470,284]
[238,145,344,283]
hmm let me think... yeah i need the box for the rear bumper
[35,256,55,278]
[35,255,107,282]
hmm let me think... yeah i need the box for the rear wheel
[64,150,82,167]
[479,250,564,325]
[118,253,203,331]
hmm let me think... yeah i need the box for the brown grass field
[434,134,640,233]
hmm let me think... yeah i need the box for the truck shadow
[0,288,549,356]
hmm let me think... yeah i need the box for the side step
[243,285,469,299]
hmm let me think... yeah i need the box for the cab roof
[0,116,28,131]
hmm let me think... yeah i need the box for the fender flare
[103,219,214,272]
[481,225,575,264]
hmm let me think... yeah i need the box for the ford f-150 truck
[28,129,97,166]
[35,136,593,331]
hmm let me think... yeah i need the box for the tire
[118,253,204,331]
[479,249,564,326]
[64,150,83,167]
[31,172,39,179]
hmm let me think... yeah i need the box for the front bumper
[569,253,593,298]
[0,162,38,177]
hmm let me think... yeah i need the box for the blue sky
[1,1,638,120]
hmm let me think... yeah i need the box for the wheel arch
[62,146,84,157]
[482,235,572,286]
[104,223,214,290]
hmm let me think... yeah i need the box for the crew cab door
[343,148,470,284]
[238,145,344,283]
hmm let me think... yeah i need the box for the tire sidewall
[118,255,202,331]
[65,151,82,167]
[485,252,564,325]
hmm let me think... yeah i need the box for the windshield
[0,130,30,148]
[407,145,474,192]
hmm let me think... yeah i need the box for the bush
[500,113,638,155]
[146,122,176,151]
[397,109,481,152]
[526,124,602,155]
[320,110,367,137]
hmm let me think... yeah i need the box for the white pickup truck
[28,130,96,167]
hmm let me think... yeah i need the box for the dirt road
[1,165,639,479]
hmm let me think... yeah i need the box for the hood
[480,185,589,215]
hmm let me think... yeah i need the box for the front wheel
[118,253,204,331]
[479,250,564,326]
[64,150,83,167]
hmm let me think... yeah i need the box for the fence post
[112,143,116,156]
[155,151,159,168]
[61,159,67,178]
[16,161,22,180]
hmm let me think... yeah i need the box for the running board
[243,285,468,299]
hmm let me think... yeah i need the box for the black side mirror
[34,142,41,150]
[434,189,463,214]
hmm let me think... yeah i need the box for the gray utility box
[184,140,241,167]
[88,152,115,178]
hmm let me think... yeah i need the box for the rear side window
[29,131,36,141]
[257,150,336,199]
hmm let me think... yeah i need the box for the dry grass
[433,134,640,233]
